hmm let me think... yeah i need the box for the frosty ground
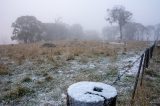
[0,40,149,106]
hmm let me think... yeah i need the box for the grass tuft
[0,64,9,75]
[22,77,32,82]
[3,86,34,101]
[45,75,53,81]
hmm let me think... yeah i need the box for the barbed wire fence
[110,41,156,105]
[111,54,142,85]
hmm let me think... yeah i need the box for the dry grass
[131,84,150,106]
[0,40,147,65]
[131,46,160,106]
[125,41,148,52]
[0,63,9,75]
[0,42,99,62]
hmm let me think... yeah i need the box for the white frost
[67,81,117,102]
[89,64,96,69]
[116,53,142,75]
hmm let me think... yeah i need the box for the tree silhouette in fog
[11,16,43,43]
[11,15,101,43]
[106,6,132,41]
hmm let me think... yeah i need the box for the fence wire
[111,41,156,85]
[112,54,142,85]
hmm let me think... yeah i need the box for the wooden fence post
[145,49,150,68]
[131,54,144,102]
[67,81,117,106]
[140,48,150,86]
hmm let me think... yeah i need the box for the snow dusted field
[0,41,149,106]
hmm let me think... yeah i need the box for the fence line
[130,42,156,105]
[112,42,156,85]
[112,55,142,85]
[111,41,156,105]
[131,54,144,99]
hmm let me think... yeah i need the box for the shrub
[22,77,32,82]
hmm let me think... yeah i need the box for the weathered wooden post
[67,81,117,106]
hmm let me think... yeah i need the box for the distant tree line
[102,22,160,41]
[11,16,99,43]
[11,6,160,43]
[104,5,160,41]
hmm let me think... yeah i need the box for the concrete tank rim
[67,81,117,103]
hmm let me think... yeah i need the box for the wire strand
[112,54,143,85]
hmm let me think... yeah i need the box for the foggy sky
[0,0,160,44]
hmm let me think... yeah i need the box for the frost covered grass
[3,86,34,102]
[0,40,149,105]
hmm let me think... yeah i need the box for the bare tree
[106,6,132,41]
[155,24,160,41]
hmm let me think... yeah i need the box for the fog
[0,0,160,44]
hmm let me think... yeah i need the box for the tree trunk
[119,23,123,41]
[24,38,27,43]
[67,81,117,106]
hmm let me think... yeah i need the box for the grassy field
[0,40,149,105]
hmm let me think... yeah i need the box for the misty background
[0,0,160,44]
